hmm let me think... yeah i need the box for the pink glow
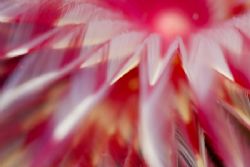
[106,0,211,30]
[0,0,250,167]
[152,10,191,39]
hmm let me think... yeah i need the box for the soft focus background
[0,0,250,167]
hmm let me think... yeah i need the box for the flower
[0,0,250,166]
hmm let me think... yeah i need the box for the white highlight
[53,95,95,140]
[53,86,108,141]
[0,72,58,111]
[110,45,142,85]
[107,31,145,82]
[0,15,11,22]
[7,48,29,58]
[7,28,60,57]
[139,68,174,167]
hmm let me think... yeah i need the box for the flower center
[106,0,211,36]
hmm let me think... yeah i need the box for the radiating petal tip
[1,0,250,167]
